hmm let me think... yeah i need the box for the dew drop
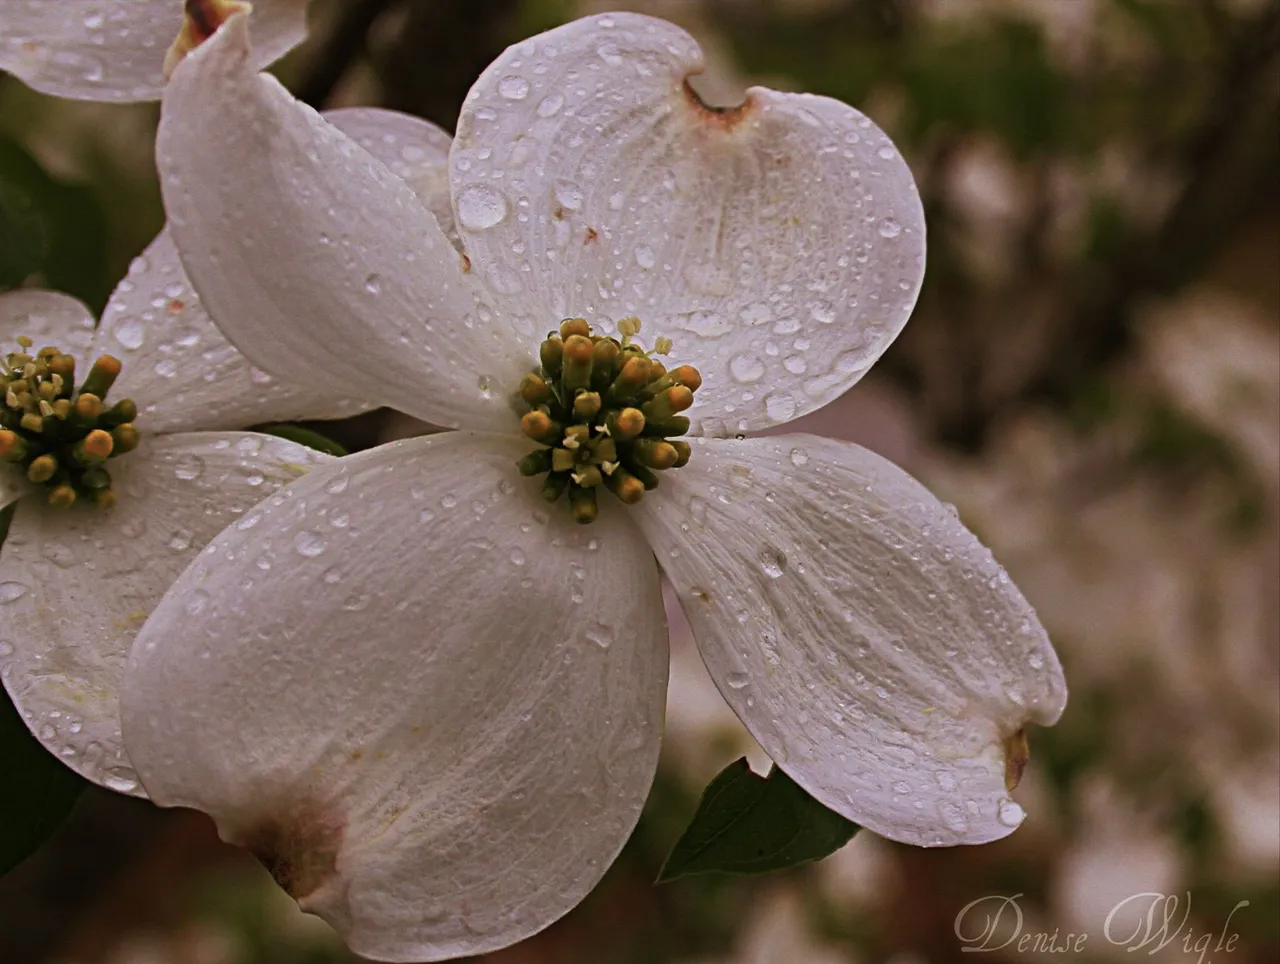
[789,447,809,467]
[997,798,1026,827]
[363,273,382,295]
[634,245,655,269]
[537,93,565,117]
[810,301,836,324]
[294,531,326,558]
[184,589,210,615]
[456,186,508,230]
[173,455,205,481]
[0,582,29,604]
[764,393,796,422]
[498,75,530,100]
[553,180,584,211]
[112,317,145,350]
[725,671,751,690]
[877,217,902,239]
[102,769,138,794]
[759,546,788,579]
[585,623,613,649]
[729,353,765,384]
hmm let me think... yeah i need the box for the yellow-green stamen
[516,317,700,524]
[2,338,140,508]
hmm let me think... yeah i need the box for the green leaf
[0,151,49,289]
[657,758,859,882]
[0,136,109,306]
[257,424,349,457]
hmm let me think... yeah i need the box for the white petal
[98,227,370,433]
[1,465,27,509]
[158,15,530,432]
[121,431,668,961]
[0,288,95,352]
[0,0,308,103]
[451,12,924,433]
[0,430,331,795]
[632,434,1067,846]
[323,107,460,250]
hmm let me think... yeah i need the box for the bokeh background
[1,0,1277,961]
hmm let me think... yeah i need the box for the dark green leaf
[657,758,859,882]
[257,424,349,457]
[0,136,109,306]
[0,151,49,289]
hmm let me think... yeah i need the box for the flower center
[516,318,701,524]
[0,337,140,508]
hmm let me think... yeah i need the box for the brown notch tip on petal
[240,805,344,903]
[164,0,253,79]
[1003,728,1030,792]
[682,78,758,132]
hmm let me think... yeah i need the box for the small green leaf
[257,424,349,457]
[657,758,859,882]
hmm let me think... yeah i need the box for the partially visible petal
[1,466,27,509]
[324,107,459,250]
[633,434,1067,846]
[0,430,331,795]
[0,0,308,103]
[451,12,924,433]
[98,227,371,434]
[122,432,668,961]
[159,15,530,432]
[0,289,95,352]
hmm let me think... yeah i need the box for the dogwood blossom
[121,13,1067,961]
[0,226,368,793]
[0,0,307,102]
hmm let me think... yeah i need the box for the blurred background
[1,0,1276,961]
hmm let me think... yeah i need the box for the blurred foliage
[0,136,109,308]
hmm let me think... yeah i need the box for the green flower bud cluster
[1,337,140,508]
[516,317,701,524]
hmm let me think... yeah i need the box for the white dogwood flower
[0,0,307,102]
[121,13,1068,961]
[0,224,370,794]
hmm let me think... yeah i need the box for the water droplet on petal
[173,455,205,481]
[294,531,326,558]
[112,317,145,350]
[498,75,530,100]
[0,582,29,604]
[789,447,809,467]
[456,186,508,230]
[729,353,765,383]
[764,393,796,422]
[997,798,1025,827]
[537,93,565,117]
[878,217,902,239]
[725,671,751,690]
[759,547,787,579]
